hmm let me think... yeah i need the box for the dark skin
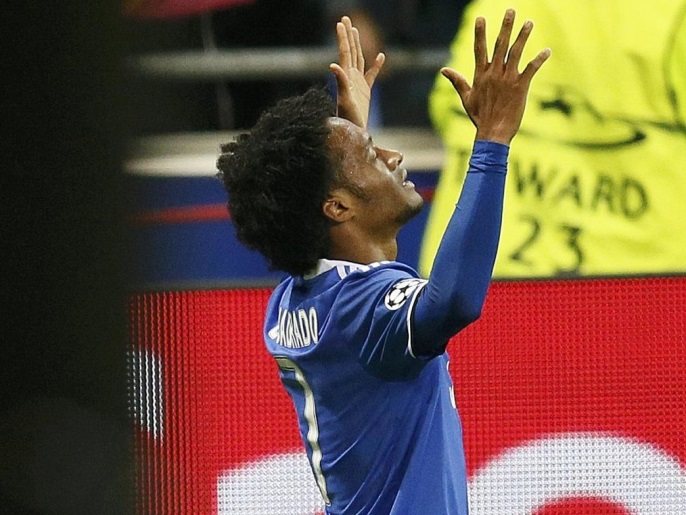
[324,117,424,264]
[324,11,550,265]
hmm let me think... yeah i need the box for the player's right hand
[329,16,385,129]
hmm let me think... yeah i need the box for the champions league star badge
[384,278,427,311]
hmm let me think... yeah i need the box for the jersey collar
[302,259,388,281]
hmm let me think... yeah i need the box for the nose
[378,147,404,170]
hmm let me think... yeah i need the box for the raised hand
[329,16,385,129]
[440,9,551,144]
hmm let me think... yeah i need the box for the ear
[322,188,355,223]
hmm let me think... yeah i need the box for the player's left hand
[441,9,551,144]
[329,16,385,129]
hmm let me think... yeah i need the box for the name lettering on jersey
[272,307,319,349]
[337,260,391,279]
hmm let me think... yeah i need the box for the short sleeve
[335,266,430,380]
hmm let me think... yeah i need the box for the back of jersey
[264,261,469,514]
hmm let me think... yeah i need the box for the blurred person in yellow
[420,0,686,278]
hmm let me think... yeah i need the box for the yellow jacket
[420,0,686,278]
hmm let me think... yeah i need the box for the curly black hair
[217,88,339,276]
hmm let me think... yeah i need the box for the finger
[506,20,533,72]
[342,16,357,68]
[336,21,351,69]
[365,52,385,87]
[492,8,515,65]
[329,63,351,90]
[441,67,471,99]
[520,47,552,84]
[474,17,487,72]
[353,27,365,71]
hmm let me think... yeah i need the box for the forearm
[412,140,508,355]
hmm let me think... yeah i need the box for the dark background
[2,2,132,513]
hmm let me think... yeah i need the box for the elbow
[430,303,483,342]
[456,307,482,333]
[462,302,483,325]
[415,285,487,342]
[447,300,483,334]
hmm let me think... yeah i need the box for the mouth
[400,169,414,188]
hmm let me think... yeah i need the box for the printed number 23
[509,215,584,275]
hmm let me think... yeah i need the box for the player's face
[326,118,424,228]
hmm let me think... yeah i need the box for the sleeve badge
[384,278,427,311]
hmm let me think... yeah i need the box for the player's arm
[412,9,550,356]
[329,16,385,128]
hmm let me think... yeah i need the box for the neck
[328,225,399,264]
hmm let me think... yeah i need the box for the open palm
[329,16,385,129]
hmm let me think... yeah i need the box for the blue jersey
[264,260,468,514]
[264,140,509,514]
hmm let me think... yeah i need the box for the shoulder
[342,260,418,280]
[267,260,426,313]
[339,261,423,292]
[336,261,428,314]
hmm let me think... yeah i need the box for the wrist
[337,107,367,128]
[470,140,509,171]
[475,127,514,145]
